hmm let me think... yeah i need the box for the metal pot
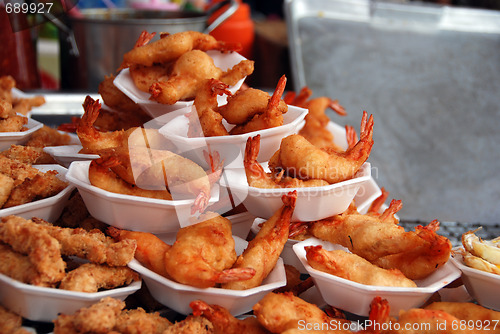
[58,0,238,91]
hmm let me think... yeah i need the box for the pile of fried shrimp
[1,30,493,334]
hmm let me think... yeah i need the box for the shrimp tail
[378,199,403,223]
[192,191,210,214]
[345,110,374,162]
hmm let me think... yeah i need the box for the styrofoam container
[159,105,308,169]
[65,160,220,233]
[353,176,382,214]
[0,165,75,222]
[226,211,257,240]
[220,162,372,222]
[0,272,141,322]
[43,145,99,168]
[113,50,249,118]
[293,238,461,317]
[128,236,286,316]
[0,116,43,151]
[250,217,308,274]
[450,248,500,311]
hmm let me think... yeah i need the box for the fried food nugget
[0,243,55,287]
[54,297,125,334]
[59,263,139,293]
[0,114,27,132]
[0,155,41,186]
[2,170,68,208]
[222,191,297,290]
[305,246,417,288]
[0,216,66,284]
[164,316,214,334]
[115,308,172,334]
[0,173,14,207]
[0,305,32,334]
[31,217,137,267]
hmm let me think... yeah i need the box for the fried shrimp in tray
[309,200,452,280]
[268,111,374,184]
[222,191,297,290]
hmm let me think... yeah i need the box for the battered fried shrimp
[222,191,297,290]
[229,75,288,135]
[98,145,213,213]
[190,300,270,334]
[30,217,137,267]
[107,226,171,278]
[130,63,172,92]
[59,263,139,292]
[253,292,352,334]
[54,297,126,334]
[121,30,241,68]
[164,212,255,288]
[310,202,451,280]
[244,135,329,189]
[0,305,32,334]
[0,243,55,287]
[149,50,253,105]
[115,308,172,334]
[270,111,374,184]
[88,156,173,201]
[2,170,68,208]
[190,78,231,137]
[305,246,417,288]
[425,302,500,327]
[77,96,136,153]
[0,216,66,283]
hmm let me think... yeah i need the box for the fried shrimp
[121,30,241,68]
[270,111,374,184]
[253,292,352,334]
[77,96,135,153]
[190,300,270,334]
[244,135,329,189]
[229,75,288,135]
[305,246,417,288]
[149,50,253,105]
[88,156,173,200]
[222,191,297,290]
[310,201,451,280]
[164,212,256,288]
[59,263,139,292]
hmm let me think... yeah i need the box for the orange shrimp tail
[345,111,374,161]
[134,30,156,48]
[208,78,231,97]
[368,187,389,215]
[203,150,224,186]
[379,199,403,222]
[345,125,358,150]
[215,267,256,283]
[277,191,298,235]
[304,245,327,264]
[368,297,391,334]
[268,75,287,110]
[106,226,123,240]
[283,91,296,104]
[192,191,209,214]
[244,135,261,166]
[190,300,211,317]
[214,40,243,53]
[329,99,346,116]
[79,96,101,138]
[289,221,310,239]
[148,82,164,100]
[285,86,312,106]
[94,156,122,169]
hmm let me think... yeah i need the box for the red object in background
[0,4,41,90]
[208,0,255,59]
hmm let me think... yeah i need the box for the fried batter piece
[30,217,137,267]
[0,216,66,284]
[191,300,270,334]
[0,173,14,207]
[425,302,500,328]
[0,305,32,334]
[59,263,139,292]
[305,246,417,288]
[0,243,55,287]
[0,155,41,186]
[222,191,297,290]
[164,316,215,334]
